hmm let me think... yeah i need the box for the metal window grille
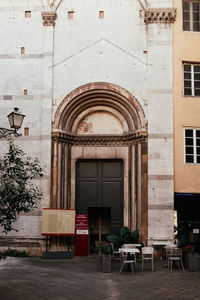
[183,1,200,32]
[185,129,200,164]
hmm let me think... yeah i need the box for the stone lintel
[51,130,148,146]
[144,8,176,24]
[41,11,57,26]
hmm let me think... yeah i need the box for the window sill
[183,96,200,98]
[184,163,200,166]
[183,30,200,34]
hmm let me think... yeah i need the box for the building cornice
[144,8,176,24]
[52,131,147,146]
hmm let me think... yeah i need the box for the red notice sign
[76,214,88,233]
[75,214,89,256]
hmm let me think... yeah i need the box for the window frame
[183,62,200,97]
[184,128,200,164]
[182,0,200,32]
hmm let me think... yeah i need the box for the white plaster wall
[52,0,147,112]
[0,0,175,244]
[0,0,51,241]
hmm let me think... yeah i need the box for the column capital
[41,11,57,26]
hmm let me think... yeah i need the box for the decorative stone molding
[41,11,57,26]
[53,82,147,132]
[144,8,176,24]
[52,130,147,146]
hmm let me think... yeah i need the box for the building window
[183,63,200,96]
[184,128,200,164]
[183,1,200,32]
[25,11,31,18]
[99,11,104,19]
[68,11,74,19]
[21,47,25,54]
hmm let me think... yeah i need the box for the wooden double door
[76,160,124,249]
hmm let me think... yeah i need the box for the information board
[75,214,89,256]
[76,214,88,235]
[42,209,75,236]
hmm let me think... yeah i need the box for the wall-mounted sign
[75,214,88,233]
[42,209,75,236]
[193,228,199,234]
[75,214,88,256]
[76,230,89,235]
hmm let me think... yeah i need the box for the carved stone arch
[53,82,147,134]
[51,82,148,244]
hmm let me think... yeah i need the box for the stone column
[130,144,136,231]
[145,7,176,245]
[41,11,57,209]
[51,140,58,208]
[141,141,148,244]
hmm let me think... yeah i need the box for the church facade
[0,0,176,254]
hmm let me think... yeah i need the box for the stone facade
[0,0,175,254]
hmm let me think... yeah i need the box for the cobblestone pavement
[0,256,200,300]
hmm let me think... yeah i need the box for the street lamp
[0,107,25,138]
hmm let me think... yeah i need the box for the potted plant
[184,245,198,272]
[106,226,142,250]
[96,241,113,273]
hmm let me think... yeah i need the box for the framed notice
[42,209,75,236]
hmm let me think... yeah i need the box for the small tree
[0,138,44,233]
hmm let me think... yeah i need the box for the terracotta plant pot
[102,254,112,273]
[184,253,198,272]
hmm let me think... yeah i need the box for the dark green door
[76,160,123,235]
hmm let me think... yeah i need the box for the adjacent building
[0,0,176,254]
[174,0,200,246]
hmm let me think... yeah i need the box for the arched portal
[52,82,148,243]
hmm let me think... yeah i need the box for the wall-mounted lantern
[0,108,25,138]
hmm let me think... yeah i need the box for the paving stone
[0,256,200,300]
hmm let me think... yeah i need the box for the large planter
[184,253,198,272]
[102,254,112,273]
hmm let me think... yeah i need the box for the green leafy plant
[106,226,141,250]
[0,249,29,260]
[0,138,44,233]
[174,224,188,249]
[184,245,195,254]
[96,241,113,255]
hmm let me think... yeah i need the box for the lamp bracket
[0,127,21,139]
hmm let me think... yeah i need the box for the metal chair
[165,244,178,267]
[141,247,154,271]
[119,249,136,275]
[168,248,185,272]
[121,244,137,265]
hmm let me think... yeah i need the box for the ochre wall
[174,0,200,192]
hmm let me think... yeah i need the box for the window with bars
[183,63,200,96]
[183,1,200,31]
[184,129,200,164]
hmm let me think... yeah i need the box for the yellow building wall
[174,0,200,193]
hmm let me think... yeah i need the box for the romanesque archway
[51,82,148,242]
